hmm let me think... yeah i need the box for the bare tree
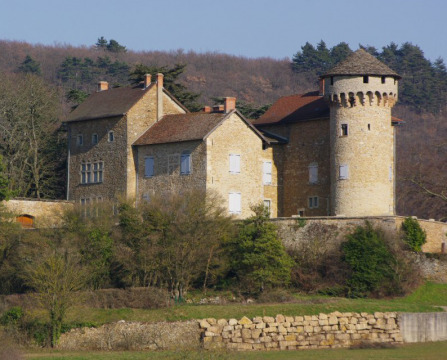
[23,253,87,347]
[0,73,63,199]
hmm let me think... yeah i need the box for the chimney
[213,105,224,113]
[156,73,164,121]
[224,97,236,113]
[203,106,212,113]
[97,81,109,92]
[319,78,325,96]
[144,74,151,89]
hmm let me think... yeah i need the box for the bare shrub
[288,222,348,293]
[256,288,296,304]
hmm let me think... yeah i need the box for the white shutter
[309,164,318,183]
[339,164,348,179]
[229,154,240,173]
[389,165,393,182]
[229,193,241,214]
[181,153,191,174]
[263,161,272,184]
[145,157,154,177]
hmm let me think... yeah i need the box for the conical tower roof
[322,49,401,79]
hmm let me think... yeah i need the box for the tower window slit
[368,124,370,131]
[363,76,369,83]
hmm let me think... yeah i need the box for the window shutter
[230,154,240,173]
[339,164,348,179]
[309,164,318,183]
[263,161,272,184]
[229,193,241,213]
[145,157,154,177]
[389,165,393,182]
[181,153,191,174]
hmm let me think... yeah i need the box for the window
[368,124,371,131]
[77,134,83,146]
[339,164,349,180]
[263,161,272,184]
[309,163,318,184]
[229,154,240,174]
[81,161,104,184]
[341,124,348,136]
[330,76,334,85]
[308,196,319,209]
[298,209,305,217]
[381,76,386,84]
[363,76,369,83]
[180,151,192,175]
[229,192,241,214]
[142,193,150,202]
[144,156,154,177]
[108,131,114,142]
[92,134,98,145]
[263,200,271,216]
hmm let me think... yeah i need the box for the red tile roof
[253,92,329,126]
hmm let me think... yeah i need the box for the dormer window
[363,76,369,84]
[108,131,114,142]
[92,134,98,145]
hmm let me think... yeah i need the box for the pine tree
[17,55,41,75]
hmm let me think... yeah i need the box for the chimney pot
[224,97,236,113]
[213,105,225,113]
[319,78,325,96]
[97,81,109,92]
[144,74,152,88]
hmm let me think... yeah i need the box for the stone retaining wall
[199,312,402,351]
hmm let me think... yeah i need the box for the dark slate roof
[253,92,329,126]
[66,85,152,122]
[134,110,268,146]
[322,49,401,79]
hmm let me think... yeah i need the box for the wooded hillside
[0,39,445,219]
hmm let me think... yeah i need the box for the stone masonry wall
[206,112,268,219]
[4,199,74,228]
[274,216,447,253]
[200,312,401,351]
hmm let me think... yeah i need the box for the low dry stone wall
[199,312,402,351]
[58,320,200,351]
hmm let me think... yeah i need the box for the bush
[342,222,410,298]
[401,217,427,252]
[0,307,23,326]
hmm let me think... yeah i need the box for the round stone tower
[321,49,401,216]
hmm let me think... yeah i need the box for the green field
[23,341,447,360]
[47,282,447,327]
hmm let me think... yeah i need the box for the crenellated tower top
[321,49,401,108]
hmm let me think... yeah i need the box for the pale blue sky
[0,0,446,62]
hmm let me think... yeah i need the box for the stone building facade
[66,49,408,220]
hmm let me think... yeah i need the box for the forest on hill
[0,38,445,219]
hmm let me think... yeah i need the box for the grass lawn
[23,341,447,360]
[47,282,447,327]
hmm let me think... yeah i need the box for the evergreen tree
[17,55,41,75]
[226,204,293,293]
[106,39,126,53]
[95,36,107,50]
[129,63,202,111]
